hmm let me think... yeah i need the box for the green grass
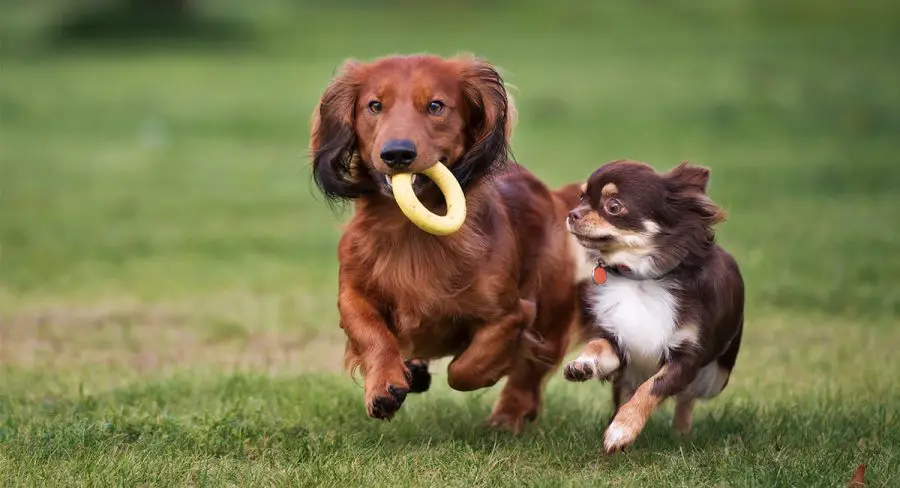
[2,0,899,486]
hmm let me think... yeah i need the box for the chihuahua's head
[567,160,727,277]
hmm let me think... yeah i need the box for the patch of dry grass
[0,290,345,389]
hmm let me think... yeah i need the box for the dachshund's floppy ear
[310,59,372,201]
[453,55,513,190]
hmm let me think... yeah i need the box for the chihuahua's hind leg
[672,397,695,436]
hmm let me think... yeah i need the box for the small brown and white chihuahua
[564,159,745,454]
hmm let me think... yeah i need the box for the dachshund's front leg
[446,299,536,392]
[338,284,409,420]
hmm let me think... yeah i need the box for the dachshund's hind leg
[404,359,432,393]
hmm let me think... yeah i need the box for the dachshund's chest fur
[585,275,682,375]
[341,193,523,358]
[339,171,577,361]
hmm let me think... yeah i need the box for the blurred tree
[52,0,247,44]
[136,0,192,14]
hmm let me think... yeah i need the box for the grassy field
[2,1,899,486]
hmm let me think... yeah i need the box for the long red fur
[310,54,584,431]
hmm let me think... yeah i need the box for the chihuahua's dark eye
[367,100,383,114]
[578,192,586,201]
[427,100,445,115]
[605,198,624,215]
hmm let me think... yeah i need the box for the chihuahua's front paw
[563,355,619,382]
[563,358,597,381]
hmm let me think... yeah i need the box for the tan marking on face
[569,209,655,254]
[603,365,669,453]
[566,205,619,241]
[580,210,617,234]
[601,183,618,197]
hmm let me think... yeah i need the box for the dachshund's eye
[578,192,586,202]
[605,198,625,215]
[427,100,445,115]
[367,100,383,114]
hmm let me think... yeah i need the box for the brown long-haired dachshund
[309,53,584,432]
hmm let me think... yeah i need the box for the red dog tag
[592,265,607,285]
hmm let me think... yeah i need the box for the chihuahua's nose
[380,139,417,169]
[568,208,585,221]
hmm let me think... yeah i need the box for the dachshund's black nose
[380,139,417,169]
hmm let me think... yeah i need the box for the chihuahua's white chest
[585,275,680,372]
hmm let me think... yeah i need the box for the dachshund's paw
[366,384,410,420]
[482,413,525,434]
[404,359,431,394]
[482,408,537,435]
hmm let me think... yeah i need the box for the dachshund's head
[310,54,516,201]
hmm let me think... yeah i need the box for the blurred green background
[1,1,899,486]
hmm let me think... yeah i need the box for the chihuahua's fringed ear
[667,161,711,194]
[665,162,727,226]
[310,59,374,202]
[452,54,512,190]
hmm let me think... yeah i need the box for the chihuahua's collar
[599,262,634,278]
[594,259,674,282]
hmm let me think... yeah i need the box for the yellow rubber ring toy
[391,162,466,236]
